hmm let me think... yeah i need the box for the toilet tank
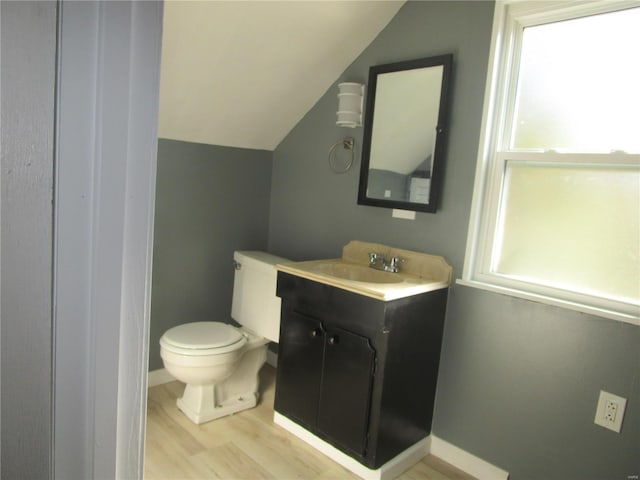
[231,251,289,343]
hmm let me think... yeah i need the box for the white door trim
[53,2,163,478]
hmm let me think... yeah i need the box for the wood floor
[144,365,475,480]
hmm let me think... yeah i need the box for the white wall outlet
[594,390,627,433]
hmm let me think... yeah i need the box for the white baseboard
[274,412,430,480]
[147,368,175,387]
[430,435,509,480]
[274,411,508,480]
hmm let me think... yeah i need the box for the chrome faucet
[368,252,404,273]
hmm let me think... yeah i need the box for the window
[462,1,640,324]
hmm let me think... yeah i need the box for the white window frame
[460,0,640,325]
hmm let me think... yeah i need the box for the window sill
[455,278,639,326]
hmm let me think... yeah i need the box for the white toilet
[159,250,288,424]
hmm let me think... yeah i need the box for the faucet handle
[389,256,404,271]
[368,252,378,264]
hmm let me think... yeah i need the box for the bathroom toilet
[159,250,288,424]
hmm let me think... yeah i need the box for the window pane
[493,163,640,305]
[512,8,640,153]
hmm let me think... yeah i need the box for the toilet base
[177,385,258,424]
[175,341,268,424]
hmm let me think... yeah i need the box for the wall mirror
[358,54,453,213]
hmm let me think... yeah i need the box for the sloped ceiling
[158,1,404,151]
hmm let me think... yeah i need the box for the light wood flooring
[144,365,475,480]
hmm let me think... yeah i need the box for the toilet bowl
[160,322,248,385]
[159,251,288,424]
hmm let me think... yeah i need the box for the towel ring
[328,137,355,173]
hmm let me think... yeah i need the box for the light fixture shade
[337,82,364,128]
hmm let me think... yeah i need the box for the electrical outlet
[604,399,618,422]
[594,390,627,433]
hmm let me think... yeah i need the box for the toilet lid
[161,322,245,351]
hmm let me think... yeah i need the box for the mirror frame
[357,54,453,213]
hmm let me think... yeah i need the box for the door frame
[54,1,163,477]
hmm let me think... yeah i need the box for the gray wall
[269,1,639,479]
[1,2,56,478]
[438,286,639,479]
[269,1,489,271]
[149,139,272,370]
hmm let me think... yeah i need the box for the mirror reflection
[358,55,453,213]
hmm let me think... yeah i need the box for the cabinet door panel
[274,309,324,429]
[317,326,375,457]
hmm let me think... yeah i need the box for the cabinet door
[274,309,325,429]
[317,326,376,457]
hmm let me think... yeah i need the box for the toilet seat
[160,322,247,356]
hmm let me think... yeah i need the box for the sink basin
[276,241,453,301]
[309,262,404,284]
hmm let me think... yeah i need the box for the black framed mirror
[357,54,453,213]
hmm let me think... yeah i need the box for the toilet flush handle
[233,260,241,270]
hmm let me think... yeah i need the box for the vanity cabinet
[274,271,448,469]
[276,309,375,457]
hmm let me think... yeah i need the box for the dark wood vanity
[274,271,448,469]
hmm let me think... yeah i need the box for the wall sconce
[336,82,364,128]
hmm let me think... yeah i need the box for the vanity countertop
[276,241,452,302]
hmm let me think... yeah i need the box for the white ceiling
[158,1,404,151]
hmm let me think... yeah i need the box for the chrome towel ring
[328,137,356,173]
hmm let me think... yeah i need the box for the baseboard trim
[274,411,508,480]
[147,368,175,387]
[430,435,509,480]
[274,412,429,480]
